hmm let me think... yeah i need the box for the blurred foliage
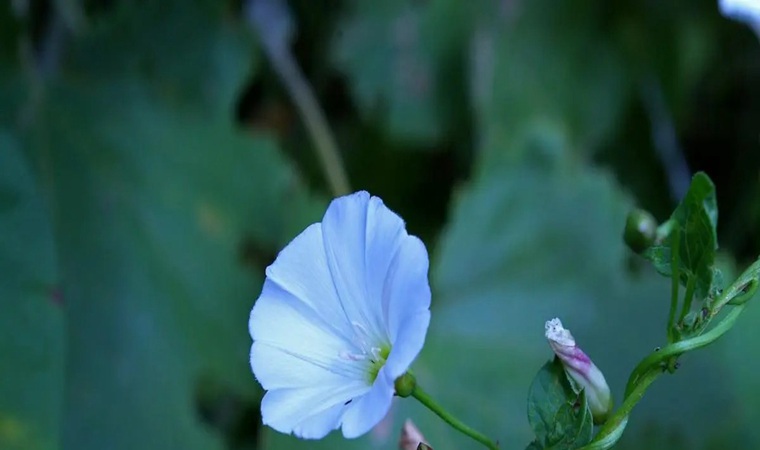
[1,0,759,450]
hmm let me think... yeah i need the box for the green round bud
[394,372,416,398]
[623,208,657,253]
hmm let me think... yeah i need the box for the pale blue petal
[364,196,407,337]
[263,223,356,345]
[321,192,388,344]
[340,368,395,439]
[383,236,431,378]
[261,383,367,437]
[292,402,346,439]
[720,0,760,29]
[250,281,368,389]
[384,310,431,379]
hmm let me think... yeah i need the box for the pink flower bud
[545,318,613,424]
[399,419,430,450]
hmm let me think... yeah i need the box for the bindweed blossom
[249,191,431,439]
[719,0,760,33]
[545,318,613,424]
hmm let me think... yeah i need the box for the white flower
[719,0,760,32]
[249,191,432,439]
[545,318,613,424]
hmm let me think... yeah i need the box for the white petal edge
[250,281,362,390]
[340,368,395,438]
[261,383,367,437]
[321,191,389,344]
[261,223,356,346]
[720,0,760,27]
[384,235,431,341]
[384,310,431,379]
[291,402,346,439]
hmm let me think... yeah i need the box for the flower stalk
[411,385,499,450]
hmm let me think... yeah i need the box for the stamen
[339,350,366,361]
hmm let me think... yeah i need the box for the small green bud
[394,372,416,398]
[623,208,657,253]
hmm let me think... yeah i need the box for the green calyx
[394,372,417,397]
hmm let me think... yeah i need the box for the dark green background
[2,1,759,449]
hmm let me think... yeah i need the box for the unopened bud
[623,209,657,253]
[545,318,613,424]
[399,419,430,450]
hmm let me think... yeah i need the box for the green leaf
[472,0,628,168]
[18,3,323,449]
[331,1,475,143]
[527,358,593,449]
[643,172,718,298]
[0,132,63,450]
[29,81,321,450]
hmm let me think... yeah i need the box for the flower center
[366,345,391,383]
[338,321,391,383]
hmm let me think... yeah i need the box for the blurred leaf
[0,132,63,450]
[644,172,718,298]
[527,358,593,449]
[66,0,252,116]
[19,2,324,449]
[472,0,629,167]
[332,0,474,143]
[414,164,742,450]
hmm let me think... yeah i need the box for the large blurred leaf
[332,0,474,143]
[419,164,747,450]
[20,2,324,449]
[0,133,63,450]
[471,0,628,167]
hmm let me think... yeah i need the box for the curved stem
[412,385,499,450]
[627,304,745,395]
[273,52,351,196]
[582,303,746,450]
[246,0,350,197]
[579,368,661,450]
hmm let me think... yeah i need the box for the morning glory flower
[719,0,760,33]
[545,318,613,424]
[249,191,432,439]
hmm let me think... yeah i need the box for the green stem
[273,53,351,196]
[582,304,747,450]
[579,368,661,450]
[249,1,350,196]
[412,385,499,450]
[667,227,680,343]
[627,304,745,394]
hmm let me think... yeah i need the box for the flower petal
[340,369,395,439]
[321,192,388,344]
[250,280,368,389]
[292,402,346,439]
[263,223,356,345]
[261,383,366,437]
[383,236,432,378]
[365,196,408,335]
[384,310,431,379]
